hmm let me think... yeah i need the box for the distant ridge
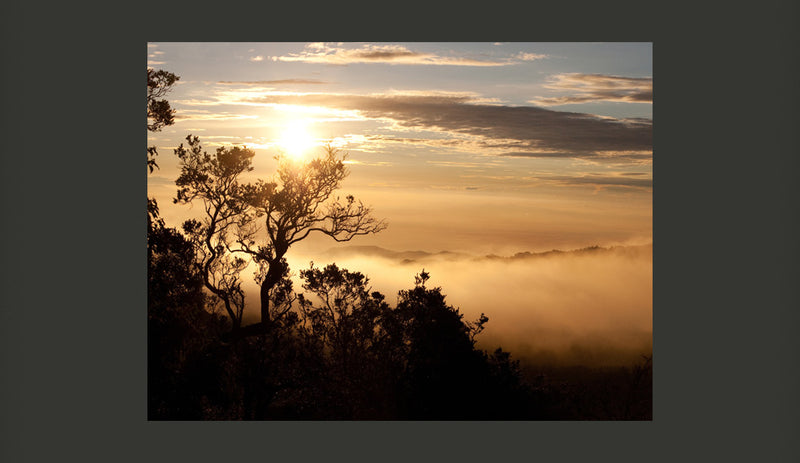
[321,245,470,263]
[483,243,652,261]
[322,243,652,264]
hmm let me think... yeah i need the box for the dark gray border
[2,1,798,462]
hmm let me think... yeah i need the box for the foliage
[295,263,396,418]
[236,146,387,328]
[148,254,651,419]
[147,198,229,419]
[173,135,255,331]
[147,199,205,316]
[172,139,386,341]
[146,68,180,173]
[147,68,179,132]
[278,267,528,419]
[388,271,511,418]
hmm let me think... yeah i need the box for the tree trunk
[259,258,286,329]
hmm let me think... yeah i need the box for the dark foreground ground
[516,358,652,420]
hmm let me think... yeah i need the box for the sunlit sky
[147,42,652,257]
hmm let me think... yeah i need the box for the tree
[297,263,387,354]
[292,266,527,419]
[147,68,180,173]
[295,263,395,418]
[173,138,386,341]
[173,135,255,332]
[237,149,387,334]
[391,270,506,419]
[147,196,227,419]
[147,199,206,317]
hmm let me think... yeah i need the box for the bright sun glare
[278,120,316,160]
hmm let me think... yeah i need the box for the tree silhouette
[173,135,255,332]
[298,263,387,353]
[291,267,528,419]
[146,68,179,173]
[391,271,494,418]
[173,139,386,341]
[148,195,227,419]
[296,263,396,417]
[147,68,226,418]
[236,149,386,336]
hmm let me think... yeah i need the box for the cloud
[501,150,652,164]
[532,73,653,106]
[543,174,653,190]
[147,45,166,67]
[515,52,548,61]
[217,79,330,85]
[174,109,259,122]
[243,92,652,159]
[271,43,526,67]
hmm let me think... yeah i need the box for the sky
[147,42,652,363]
[148,42,652,254]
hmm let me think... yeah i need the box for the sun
[278,120,316,161]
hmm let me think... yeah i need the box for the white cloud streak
[271,43,545,67]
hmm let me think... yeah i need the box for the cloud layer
[270,43,545,66]
[217,79,329,85]
[532,174,652,190]
[533,73,653,106]
[244,92,652,159]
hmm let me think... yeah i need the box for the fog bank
[241,244,652,367]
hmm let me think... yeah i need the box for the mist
[239,244,652,368]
